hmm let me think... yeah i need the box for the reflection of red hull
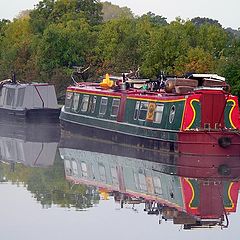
[178,131,240,156]
[177,154,240,179]
[182,178,240,220]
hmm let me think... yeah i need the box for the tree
[140,12,168,26]
[96,17,141,74]
[217,39,240,97]
[29,0,103,34]
[0,18,35,80]
[140,21,192,77]
[0,19,10,33]
[191,17,222,28]
[196,24,228,57]
[29,0,55,34]
[174,47,215,75]
[37,18,95,72]
[16,10,31,19]
[102,1,133,21]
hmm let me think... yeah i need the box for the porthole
[169,105,176,124]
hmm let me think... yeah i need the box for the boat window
[72,161,78,176]
[110,98,120,117]
[133,171,147,191]
[72,93,80,112]
[16,88,25,107]
[64,160,72,176]
[133,172,140,189]
[5,88,15,106]
[0,88,3,106]
[153,177,163,195]
[65,91,73,109]
[99,164,107,182]
[110,167,118,185]
[134,101,140,120]
[91,96,97,113]
[80,95,90,112]
[139,102,148,121]
[153,104,164,123]
[99,97,108,115]
[169,105,176,124]
[138,173,147,191]
[80,161,88,177]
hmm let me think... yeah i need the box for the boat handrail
[34,85,45,108]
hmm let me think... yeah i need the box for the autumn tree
[102,1,133,21]
[0,18,36,80]
[174,47,215,75]
[0,1,239,97]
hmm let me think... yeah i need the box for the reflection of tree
[0,150,100,210]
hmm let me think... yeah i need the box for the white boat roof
[190,74,225,81]
[3,83,52,88]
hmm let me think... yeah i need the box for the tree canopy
[0,0,240,98]
[102,1,133,21]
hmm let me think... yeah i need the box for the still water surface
[0,122,239,240]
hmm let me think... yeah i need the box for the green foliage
[29,0,55,34]
[196,24,228,56]
[217,39,240,98]
[139,12,168,26]
[140,21,192,77]
[0,19,10,35]
[174,47,215,75]
[29,0,103,34]
[0,18,35,80]
[191,17,222,28]
[96,17,141,74]
[37,18,94,71]
[0,1,240,97]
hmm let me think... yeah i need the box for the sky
[0,0,239,29]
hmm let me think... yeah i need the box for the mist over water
[0,121,239,240]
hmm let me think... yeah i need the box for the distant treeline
[0,0,240,98]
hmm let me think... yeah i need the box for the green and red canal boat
[60,73,240,156]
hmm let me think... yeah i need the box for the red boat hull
[178,131,240,156]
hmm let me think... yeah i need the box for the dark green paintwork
[224,101,234,128]
[188,179,200,208]
[125,99,185,130]
[61,91,187,142]
[189,101,201,129]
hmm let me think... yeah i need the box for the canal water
[0,122,239,240]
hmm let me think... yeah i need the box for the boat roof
[67,72,229,99]
[68,83,189,101]
[2,81,53,88]
[188,74,225,81]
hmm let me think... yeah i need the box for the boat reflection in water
[0,121,60,168]
[60,131,240,230]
